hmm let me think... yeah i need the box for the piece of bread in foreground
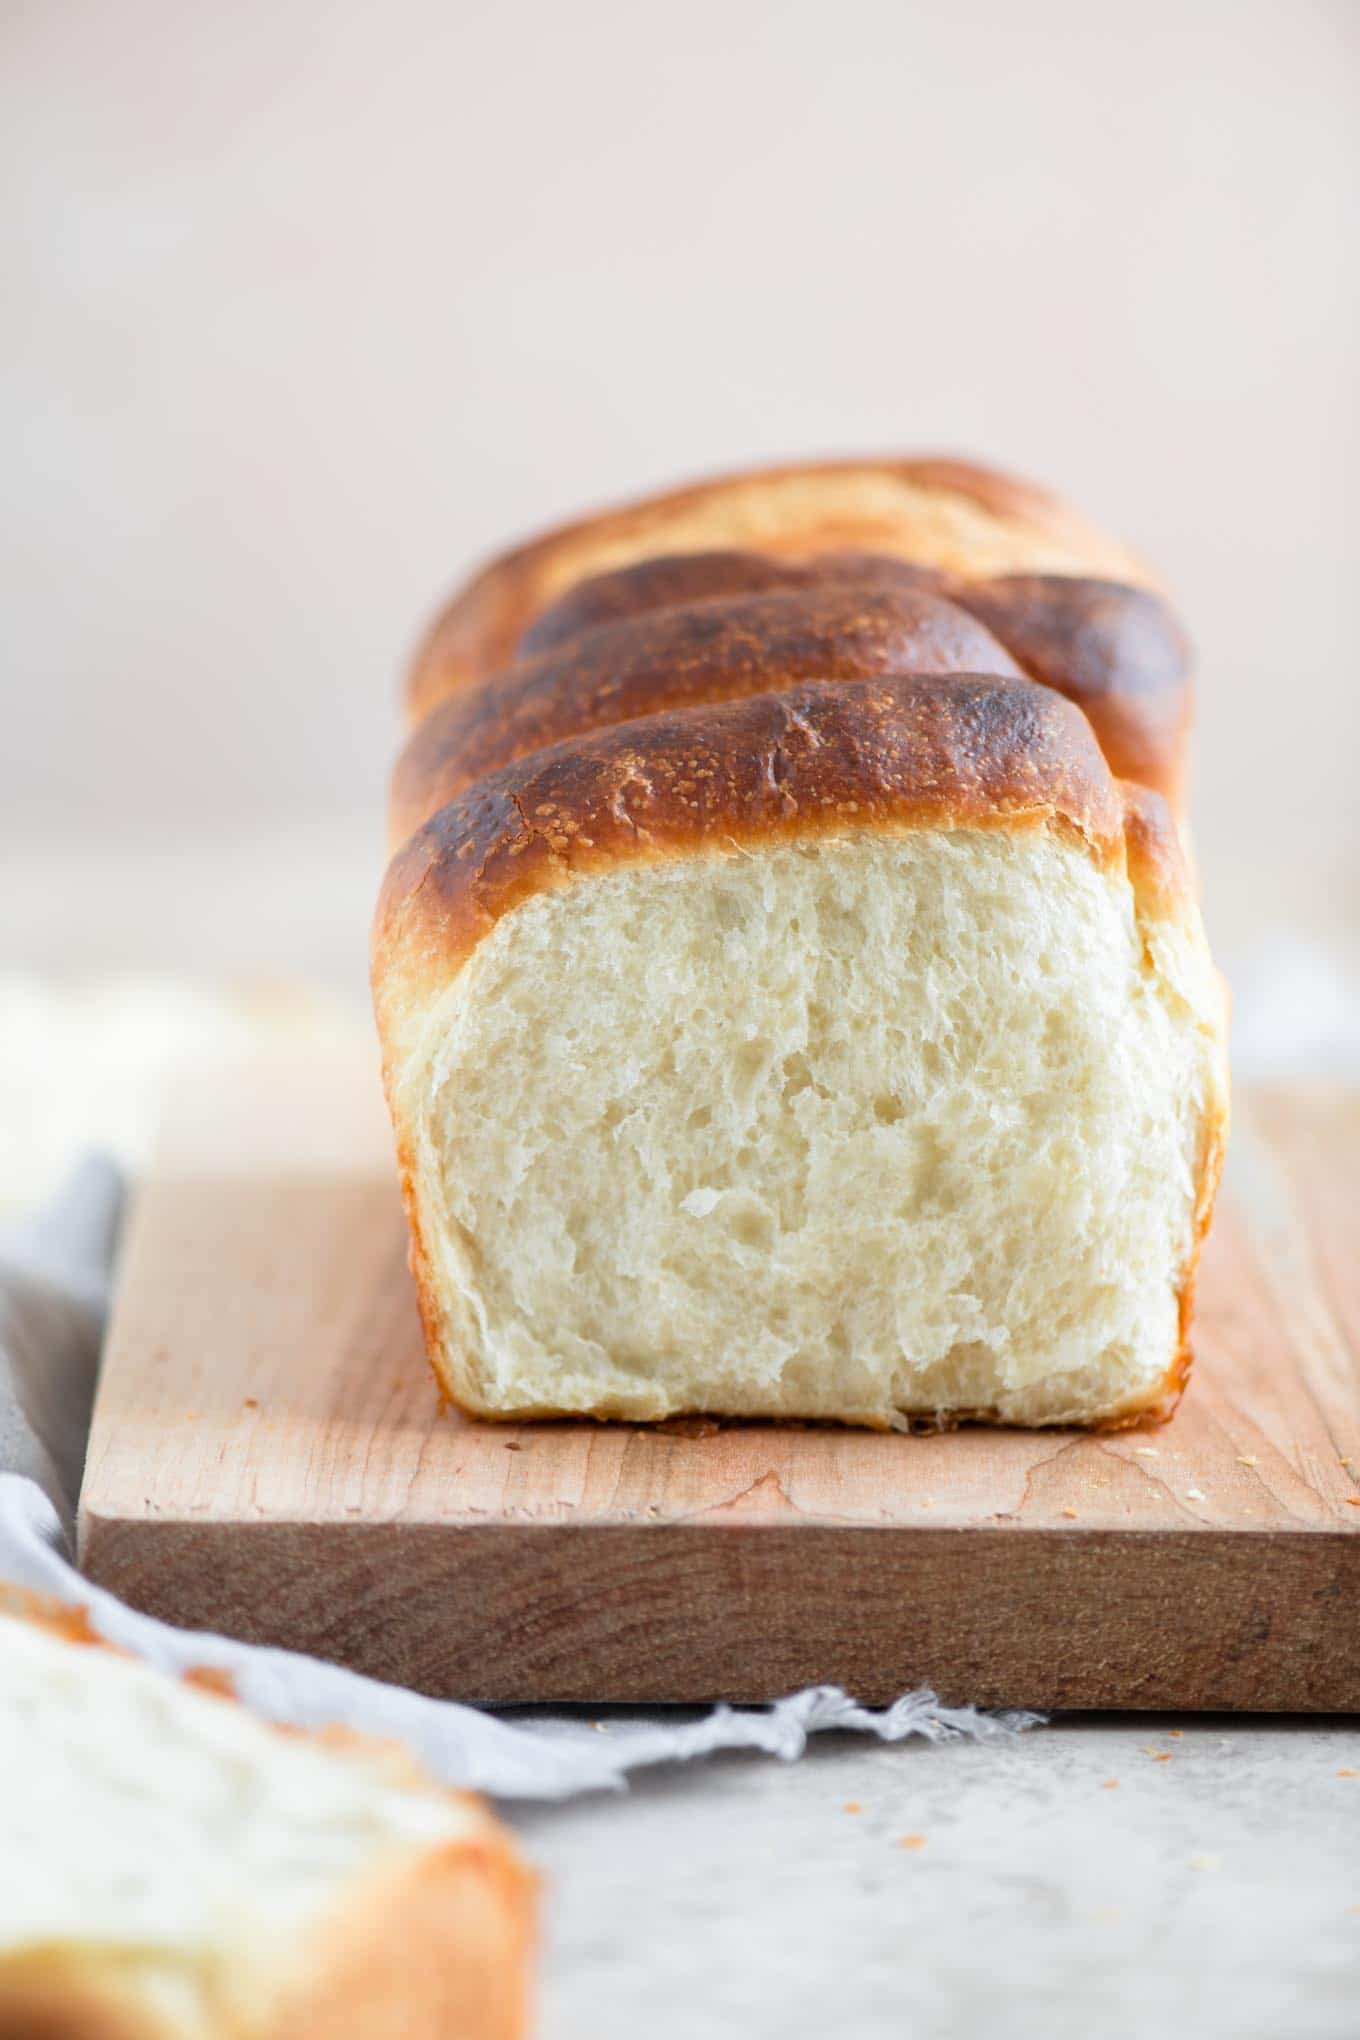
[374,674,1228,1430]
[0,1589,535,2040]
[405,453,1160,719]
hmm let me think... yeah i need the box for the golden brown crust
[1103,784,1228,1428]
[514,547,947,658]
[278,1834,536,2040]
[406,454,1157,717]
[520,552,1191,807]
[961,575,1192,806]
[394,560,1191,846]
[0,1875,537,2040]
[1117,777,1197,923]
[391,582,1025,847]
[0,1955,175,2040]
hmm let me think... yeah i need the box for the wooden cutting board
[79,1050,1360,1710]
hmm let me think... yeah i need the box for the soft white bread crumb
[0,1602,533,2039]
[397,829,1224,1427]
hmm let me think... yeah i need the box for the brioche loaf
[0,1589,535,2040]
[377,457,1227,1431]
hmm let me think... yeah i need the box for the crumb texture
[400,829,1220,1425]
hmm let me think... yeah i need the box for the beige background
[3,0,1357,994]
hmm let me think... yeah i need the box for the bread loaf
[377,457,1227,1431]
[0,1589,535,2040]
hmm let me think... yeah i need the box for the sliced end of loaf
[384,819,1225,1429]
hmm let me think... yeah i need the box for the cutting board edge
[79,1508,1360,1713]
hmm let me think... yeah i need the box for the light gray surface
[513,1713,1360,2040]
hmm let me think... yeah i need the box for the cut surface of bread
[406,454,1159,718]
[374,674,1227,1430]
[0,1594,535,2040]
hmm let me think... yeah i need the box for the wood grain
[79,1052,1360,1709]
